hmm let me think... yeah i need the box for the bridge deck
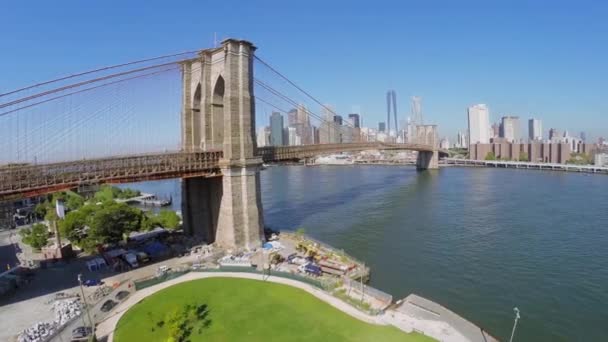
[1,143,445,200]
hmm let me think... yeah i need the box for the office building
[269,112,284,146]
[287,108,298,126]
[467,104,491,145]
[386,90,398,132]
[297,105,312,145]
[491,123,500,139]
[378,122,386,132]
[348,113,360,128]
[256,126,271,147]
[287,126,301,146]
[549,128,560,140]
[528,118,542,141]
[501,116,520,143]
[319,105,335,144]
[333,115,343,125]
[457,131,468,148]
[595,153,608,166]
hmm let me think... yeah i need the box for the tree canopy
[143,210,181,230]
[94,185,141,202]
[484,151,497,160]
[566,153,593,165]
[59,201,143,252]
[19,223,50,250]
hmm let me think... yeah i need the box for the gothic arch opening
[192,83,202,150]
[212,75,225,149]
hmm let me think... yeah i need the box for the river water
[125,165,608,341]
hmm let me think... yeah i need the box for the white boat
[315,154,354,165]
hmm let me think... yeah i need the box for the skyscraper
[257,126,270,147]
[319,105,335,144]
[296,104,312,145]
[580,131,587,142]
[386,90,398,132]
[528,118,542,141]
[467,104,490,145]
[549,128,560,140]
[491,123,500,138]
[379,122,386,132]
[348,113,360,128]
[287,108,298,126]
[501,116,520,142]
[333,115,343,125]
[287,126,301,146]
[269,112,284,146]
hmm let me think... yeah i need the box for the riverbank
[443,158,608,174]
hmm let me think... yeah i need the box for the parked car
[82,279,103,287]
[115,291,130,301]
[71,326,92,340]
[101,299,117,312]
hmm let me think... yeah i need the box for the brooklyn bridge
[0,39,446,249]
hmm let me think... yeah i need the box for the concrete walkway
[96,272,388,342]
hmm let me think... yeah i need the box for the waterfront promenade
[444,158,608,174]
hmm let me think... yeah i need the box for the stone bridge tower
[180,39,264,250]
[415,125,439,170]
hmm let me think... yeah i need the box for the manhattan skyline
[1,1,607,139]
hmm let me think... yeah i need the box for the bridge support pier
[180,38,265,251]
[214,159,265,250]
[416,150,439,170]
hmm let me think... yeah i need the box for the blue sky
[1,0,607,140]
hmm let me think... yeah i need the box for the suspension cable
[0,67,179,118]
[0,49,200,98]
[254,56,349,125]
[0,61,180,110]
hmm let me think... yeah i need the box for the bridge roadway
[0,142,446,201]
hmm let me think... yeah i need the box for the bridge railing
[0,151,222,199]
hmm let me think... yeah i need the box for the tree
[20,223,50,250]
[64,191,85,211]
[94,185,119,202]
[567,153,593,165]
[58,204,95,243]
[87,202,143,246]
[157,210,180,230]
[484,151,496,160]
[164,304,210,342]
[94,185,141,202]
[34,202,48,218]
[519,151,529,162]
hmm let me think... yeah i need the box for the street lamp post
[78,274,94,330]
[509,307,521,342]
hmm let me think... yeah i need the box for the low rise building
[470,142,574,164]
[595,153,608,167]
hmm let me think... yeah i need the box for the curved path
[96,272,388,341]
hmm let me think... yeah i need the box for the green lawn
[114,277,434,342]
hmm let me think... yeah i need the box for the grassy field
[114,277,434,342]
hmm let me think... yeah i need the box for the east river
[126,165,608,341]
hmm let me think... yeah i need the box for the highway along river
[127,165,608,341]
